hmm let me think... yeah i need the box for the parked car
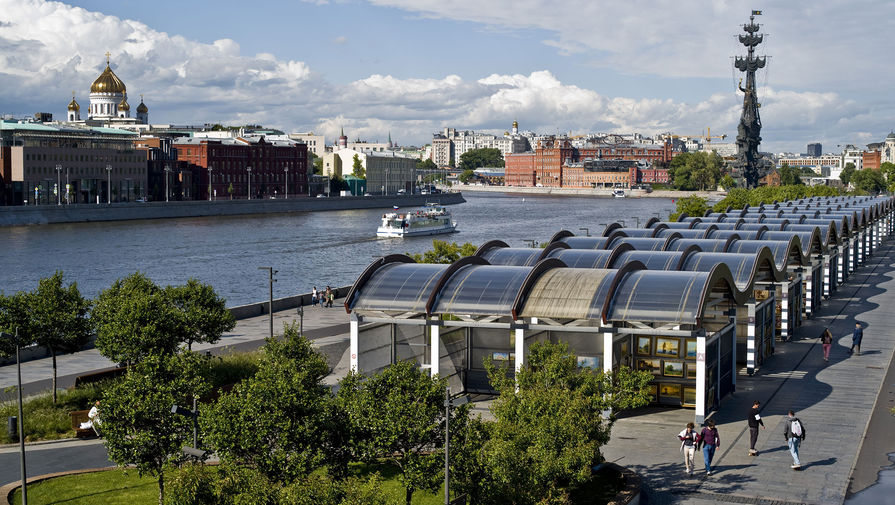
[316,194,327,198]
[397,189,406,195]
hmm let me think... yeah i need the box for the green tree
[337,360,448,505]
[458,169,475,183]
[407,239,478,264]
[462,342,651,504]
[227,183,235,200]
[668,196,709,221]
[840,162,856,186]
[30,271,93,403]
[850,168,886,193]
[92,273,183,364]
[719,174,737,190]
[778,163,803,186]
[667,152,723,190]
[351,154,366,179]
[416,158,437,171]
[201,323,333,484]
[166,279,236,351]
[103,351,209,505]
[0,292,33,358]
[314,156,324,175]
[459,148,504,172]
[881,162,895,191]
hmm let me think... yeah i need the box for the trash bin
[7,416,17,441]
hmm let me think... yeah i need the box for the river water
[0,192,674,305]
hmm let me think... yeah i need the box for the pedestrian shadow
[802,457,837,469]
[752,445,789,455]
[625,460,756,502]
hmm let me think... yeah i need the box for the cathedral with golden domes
[66,53,149,127]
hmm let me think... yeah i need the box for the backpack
[791,419,803,437]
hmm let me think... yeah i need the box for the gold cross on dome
[105,51,111,64]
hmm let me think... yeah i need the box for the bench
[70,410,96,438]
[73,366,127,388]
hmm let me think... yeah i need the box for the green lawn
[11,466,445,505]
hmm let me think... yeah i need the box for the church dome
[68,97,80,111]
[118,97,130,111]
[136,99,148,114]
[91,64,127,94]
[887,131,895,140]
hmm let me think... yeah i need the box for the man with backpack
[784,410,807,469]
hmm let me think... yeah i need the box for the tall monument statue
[734,10,767,188]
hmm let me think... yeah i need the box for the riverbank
[455,183,725,200]
[0,192,465,227]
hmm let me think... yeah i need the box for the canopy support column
[514,325,525,375]
[430,323,440,377]
[695,333,707,425]
[822,254,832,298]
[779,282,790,341]
[603,330,613,373]
[746,301,756,376]
[350,314,360,372]
[803,268,812,318]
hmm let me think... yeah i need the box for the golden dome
[91,64,127,94]
[136,99,148,114]
[68,96,80,111]
[117,97,130,111]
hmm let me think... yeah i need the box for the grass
[11,469,160,505]
[0,351,262,444]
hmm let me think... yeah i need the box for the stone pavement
[601,239,895,505]
[0,300,352,399]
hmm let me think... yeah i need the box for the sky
[0,0,892,154]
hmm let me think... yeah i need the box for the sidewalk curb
[0,436,84,450]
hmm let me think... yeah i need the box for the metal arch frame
[538,241,570,260]
[473,239,510,257]
[598,260,648,324]
[603,222,624,236]
[547,229,575,244]
[510,258,569,320]
[344,254,417,313]
[424,255,491,316]
[549,243,627,269]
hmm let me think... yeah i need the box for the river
[0,192,674,305]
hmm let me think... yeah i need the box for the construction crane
[662,127,727,143]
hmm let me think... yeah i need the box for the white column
[514,326,525,375]
[695,334,707,425]
[780,284,789,341]
[747,302,756,376]
[858,231,865,265]
[803,270,812,317]
[849,238,856,272]
[603,330,613,373]
[349,316,359,372]
[838,245,846,284]
[823,254,831,298]
[430,323,440,377]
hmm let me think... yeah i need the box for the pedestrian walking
[850,322,863,355]
[699,419,720,475]
[325,286,334,308]
[678,422,699,475]
[820,328,833,362]
[311,286,318,307]
[747,400,764,455]
[783,410,806,469]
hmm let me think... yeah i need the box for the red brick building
[863,150,881,170]
[504,152,536,186]
[174,136,308,200]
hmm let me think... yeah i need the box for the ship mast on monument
[734,10,768,188]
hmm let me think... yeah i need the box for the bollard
[7,416,17,441]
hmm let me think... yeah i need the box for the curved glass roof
[709,228,763,240]
[656,227,714,239]
[606,265,739,324]
[682,251,780,290]
[546,248,615,268]
[728,239,804,269]
[480,247,543,266]
[612,227,662,238]
[785,223,836,248]
[349,262,448,313]
[518,268,618,320]
[652,221,696,229]
[804,217,848,239]
[431,265,532,315]
[612,249,689,270]
[764,230,823,257]
[700,221,742,230]
[668,238,735,252]
[610,236,676,251]
[559,236,611,249]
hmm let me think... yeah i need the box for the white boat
[377,203,457,237]
[612,189,626,198]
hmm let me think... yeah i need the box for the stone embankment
[456,183,724,200]
[0,192,465,227]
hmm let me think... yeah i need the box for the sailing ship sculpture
[734,10,769,188]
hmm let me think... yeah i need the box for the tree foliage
[103,351,210,505]
[778,163,803,186]
[668,196,709,222]
[407,239,478,264]
[166,279,235,351]
[458,169,475,183]
[459,148,504,172]
[719,174,737,190]
[667,152,723,190]
[0,292,32,357]
[711,184,842,213]
[201,323,333,484]
[351,154,365,179]
[850,168,886,194]
[455,342,652,504]
[840,162,856,185]
[417,158,437,171]
[337,360,449,505]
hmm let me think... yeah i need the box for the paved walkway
[602,239,895,505]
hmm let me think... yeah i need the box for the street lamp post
[65,166,69,204]
[444,387,469,505]
[55,165,62,205]
[105,164,112,204]
[2,330,28,505]
[578,227,590,237]
[259,267,277,339]
[164,165,171,202]
[208,166,213,201]
[247,167,252,200]
[284,167,289,199]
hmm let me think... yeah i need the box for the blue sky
[1,0,892,153]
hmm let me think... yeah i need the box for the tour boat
[377,203,457,238]
[612,189,626,198]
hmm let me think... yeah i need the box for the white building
[881,132,895,164]
[65,54,150,130]
[289,132,326,157]
[777,154,842,178]
[840,145,863,172]
[430,123,531,167]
